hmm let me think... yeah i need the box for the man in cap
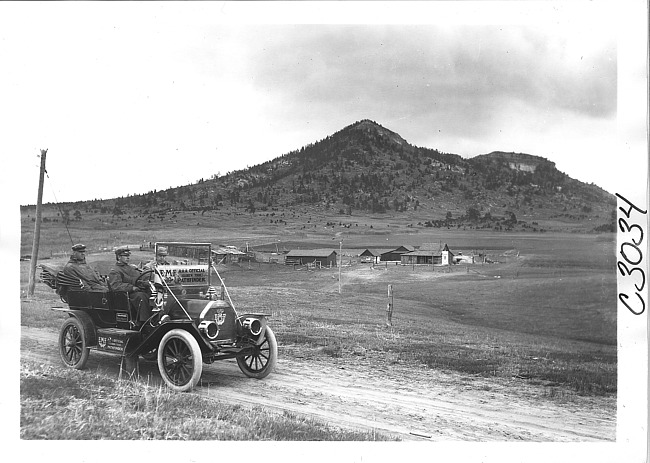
[144,245,170,270]
[108,246,152,327]
[62,244,108,291]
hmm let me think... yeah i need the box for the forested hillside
[22,119,616,233]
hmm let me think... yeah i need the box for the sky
[2,1,647,208]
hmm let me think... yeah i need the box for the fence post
[386,284,393,327]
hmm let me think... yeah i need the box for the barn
[285,249,338,267]
[380,245,415,262]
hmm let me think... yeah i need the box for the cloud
[198,24,613,160]
[4,6,625,204]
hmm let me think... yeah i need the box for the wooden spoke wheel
[236,327,278,379]
[58,317,90,369]
[157,329,202,392]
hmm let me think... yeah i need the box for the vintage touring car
[40,242,277,392]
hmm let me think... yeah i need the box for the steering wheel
[134,269,157,290]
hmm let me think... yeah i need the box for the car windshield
[153,242,214,294]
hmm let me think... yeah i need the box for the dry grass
[20,360,396,440]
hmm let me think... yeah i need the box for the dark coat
[108,261,151,321]
[108,261,143,292]
[62,257,108,291]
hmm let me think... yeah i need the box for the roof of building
[212,247,245,255]
[402,250,442,257]
[402,245,454,257]
[419,242,444,252]
[381,246,415,255]
[359,248,393,256]
[286,249,337,257]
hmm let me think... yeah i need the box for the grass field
[20,218,617,397]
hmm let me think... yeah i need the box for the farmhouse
[285,249,338,267]
[400,244,455,265]
[400,250,440,265]
[380,245,415,262]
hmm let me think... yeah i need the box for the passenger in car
[62,243,109,291]
[144,246,170,269]
[108,246,152,327]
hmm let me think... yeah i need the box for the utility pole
[386,284,394,327]
[338,240,342,294]
[27,149,47,296]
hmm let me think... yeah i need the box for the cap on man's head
[157,246,168,256]
[115,246,131,257]
[71,244,86,252]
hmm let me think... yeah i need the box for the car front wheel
[157,329,202,392]
[236,327,278,379]
[58,317,90,369]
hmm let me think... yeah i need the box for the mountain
[23,119,616,233]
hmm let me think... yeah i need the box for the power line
[44,169,75,247]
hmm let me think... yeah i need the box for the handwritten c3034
[616,193,647,315]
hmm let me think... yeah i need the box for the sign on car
[158,265,209,285]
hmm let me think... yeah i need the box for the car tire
[157,329,203,392]
[58,317,90,370]
[236,327,278,379]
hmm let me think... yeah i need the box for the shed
[253,251,286,264]
[212,246,246,264]
[380,245,415,262]
[285,249,338,267]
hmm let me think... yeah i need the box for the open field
[19,215,617,440]
[19,204,611,258]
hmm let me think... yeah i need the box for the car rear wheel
[58,317,90,369]
[157,329,202,392]
[236,327,277,379]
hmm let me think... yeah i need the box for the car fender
[127,320,213,357]
[65,310,98,347]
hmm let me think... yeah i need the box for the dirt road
[21,326,615,442]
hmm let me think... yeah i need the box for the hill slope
[22,119,615,233]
